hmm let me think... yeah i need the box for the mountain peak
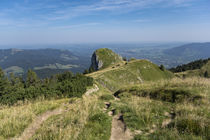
[90,48,123,71]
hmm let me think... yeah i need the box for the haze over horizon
[0,0,210,45]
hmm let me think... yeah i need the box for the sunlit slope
[0,84,113,140]
[112,77,210,139]
[88,59,174,91]
[201,61,210,73]
[176,60,210,78]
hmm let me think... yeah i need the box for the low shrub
[176,118,210,138]
[0,70,93,105]
[99,94,114,101]
[115,87,202,103]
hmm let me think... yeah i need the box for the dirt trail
[85,84,99,95]
[110,114,133,140]
[161,110,176,128]
[12,85,99,140]
[15,108,63,140]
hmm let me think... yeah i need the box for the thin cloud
[133,19,151,23]
[0,0,197,28]
[45,0,196,21]
[51,22,101,30]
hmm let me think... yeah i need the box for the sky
[0,0,210,45]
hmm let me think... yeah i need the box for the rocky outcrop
[89,48,123,71]
[90,52,103,71]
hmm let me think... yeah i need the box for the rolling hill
[161,42,210,67]
[88,48,174,91]
[163,42,210,59]
[0,48,89,78]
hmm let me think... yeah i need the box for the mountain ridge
[87,49,173,91]
[0,48,88,78]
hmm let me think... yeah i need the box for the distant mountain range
[163,42,210,59]
[161,42,210,67]
[0,42,210,78]
[0,48,89,78]
[114,42,210,68]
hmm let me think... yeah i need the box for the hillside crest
[88,49,174,91]
[90,48,123,71]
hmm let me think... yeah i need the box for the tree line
[0,68,93,105]
[169,58,210,73]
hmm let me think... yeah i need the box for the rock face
[90,48,123,71]
[90,52,104,71]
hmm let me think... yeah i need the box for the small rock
[162,119,172,128]
[134,130,143,135]
[164,112,170,117]
[103,108,107,111]
[152,124,156,128]
[149,129,155,134]
[108,111,113,116]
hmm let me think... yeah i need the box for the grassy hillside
[88,59,173,91]
[201,61,210,74]
[170,58,210,73]
[0,77,209,140]
[0,83,113,140]
[111,78,210,139]
[175,60,210,78]
[0,99,69,139]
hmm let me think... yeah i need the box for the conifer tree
[0,68,9,96]
[160,65,165,71]
[83,69,89,74]
[26,69,39,87]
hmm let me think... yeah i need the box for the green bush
[170,58,210,72]
[176,118,210,137]
[160,65,165,71]
[115,87,202,103]
[0,70,93,105]
[99,94,114,101]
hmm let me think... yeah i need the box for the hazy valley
[1,42,210,79]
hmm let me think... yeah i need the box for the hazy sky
[0,0,210,45]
